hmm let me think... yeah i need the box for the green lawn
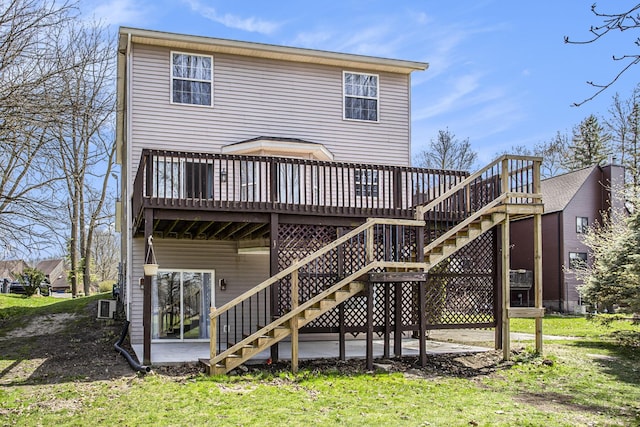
[1,295,638,426]
[510,314,640,338]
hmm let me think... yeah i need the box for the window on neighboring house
[171,52,212,106]
[355,169,378,197]
[576,216,588,233]
[343,71,378,121]
[569,252,587,269]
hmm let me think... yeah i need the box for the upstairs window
[343,71,378,121]
[171,52,212,106]
[576,216,588,234]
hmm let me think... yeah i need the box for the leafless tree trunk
[92,227,120,282]
[51,22,116,296]
[606,87,640,192]
[0,0,77,256]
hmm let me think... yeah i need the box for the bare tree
[605,87,640,191]
[414,128,478,170]
[0,0,77,256]
[92,227,119,282]
[50,21,116,296]
[536,132,569,178]
[565,3,640,106]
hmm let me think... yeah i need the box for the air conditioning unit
[97,299,116,319]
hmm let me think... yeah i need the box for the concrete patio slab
[132,337,491,366]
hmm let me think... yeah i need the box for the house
[115,27,544,371]
[35,259,69,293]
[510,164,625,313]
[0,259,29,293]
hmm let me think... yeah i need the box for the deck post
[337,227,346,360]
[494,229,502,350]
[501,213,511,360]
[534,212,543,353]
[290,265,299,374]
[269,213,279,363]
[394,282,403,357]
[533,159,543,354]
[210,307,217,363]
[143,208,153,366]
[416,224,426,367]
[366,280,374,371]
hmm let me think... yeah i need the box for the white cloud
[413,73,482,121]
[85,0,149,26]
[184,0,279,35]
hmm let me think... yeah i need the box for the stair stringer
[210,264,378,374]
[424,211,507,268]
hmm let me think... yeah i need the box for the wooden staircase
[204,155,544,374]
[205,279,367,375]
[424,212,506,268]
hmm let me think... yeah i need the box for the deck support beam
[501,212,511,361]
[269,213,279,363]
[290,266,299,373]
[143,208,153,366]
[534,212,543,353]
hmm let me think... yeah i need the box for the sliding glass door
[152,270,214,341]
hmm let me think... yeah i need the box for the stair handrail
[212,264,373,365]
[414,154,542,220]
[423,196,506,254]
[211,217,425,319]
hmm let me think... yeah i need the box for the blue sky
[84,0,640,166]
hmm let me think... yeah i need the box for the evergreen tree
[564,114,611,170]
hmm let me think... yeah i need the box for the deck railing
[416,155,542,245]
[132,149,468,220]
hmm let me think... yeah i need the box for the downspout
[115,320,151,373]
[558,212,564,312]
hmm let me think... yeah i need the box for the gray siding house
[116,27,543,370]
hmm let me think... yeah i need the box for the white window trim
[342,70,380,123]
[170,51,214,107]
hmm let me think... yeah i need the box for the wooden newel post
[290,265,299,373]
[210,307,217,364]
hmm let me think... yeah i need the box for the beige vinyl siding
[129,44,411,181]
[129,237,270,344]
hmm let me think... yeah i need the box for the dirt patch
[0,298,519,385]
[205,349,513,379]
[0,299,135,385]
[1,313,77,339]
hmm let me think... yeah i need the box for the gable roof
[541,166,598,214]
[36,259,64,276]
[118,27,429,74]
[0,260,29,280]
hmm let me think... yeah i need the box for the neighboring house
[116,27,543,369]
[510,164,625,313]
[0,260,29,292]
[36,259,69,292]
